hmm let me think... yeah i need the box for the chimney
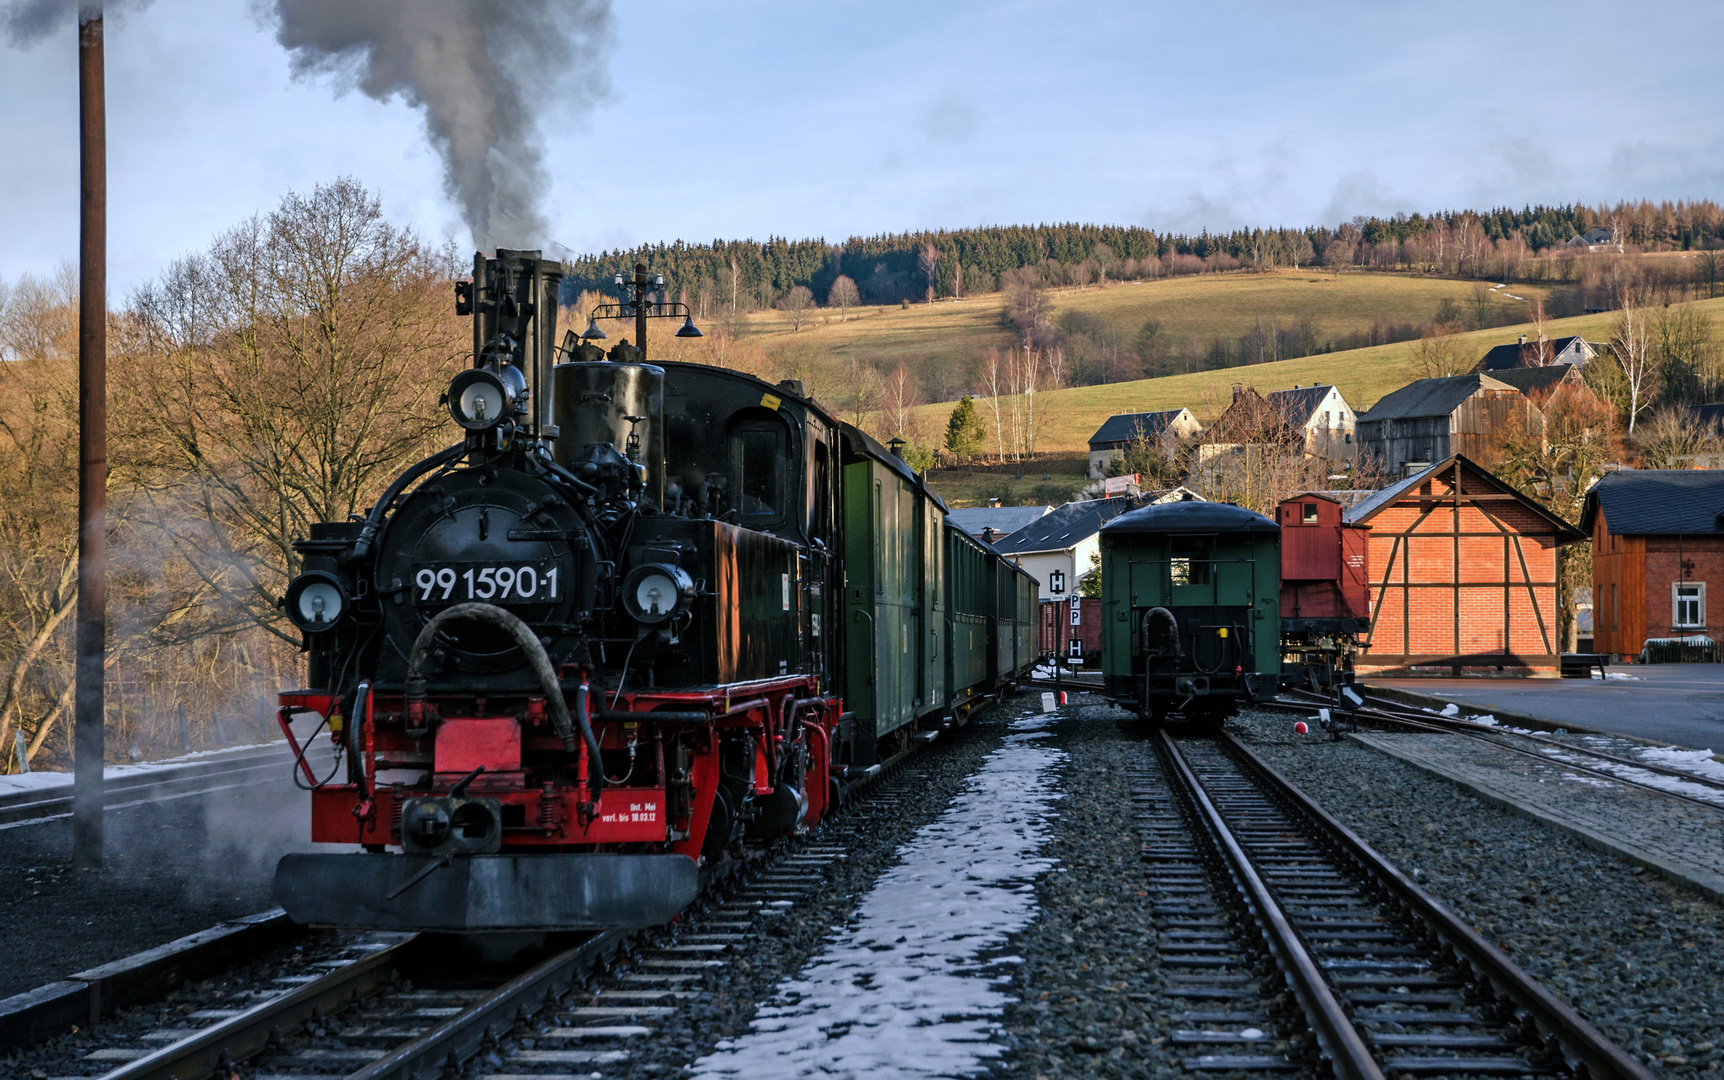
[981,526,996,543]
[1231,383,1243,403]
[1518,334,1527,345]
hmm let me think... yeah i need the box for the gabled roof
[1486,365,1579,398]
[1357,374,1515,423]
[1345,454,1583,541]
[1286,489,1377,511]
[1267,385,1337,427]
[1477,336,1591,371]
[993,493,1188,554]
[1580,469,1724,536]
[1088,409,1191,447]
[946,505,1052,539]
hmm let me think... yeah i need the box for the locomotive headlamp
[285,570,349,633]
[622,563,696,624]
[447,366,525,430]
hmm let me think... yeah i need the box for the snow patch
[0,740,286,798]
[690,715,1066,1079]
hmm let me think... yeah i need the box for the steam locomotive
[272,251,1036,932]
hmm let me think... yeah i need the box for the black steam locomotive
[272,251,1036,932]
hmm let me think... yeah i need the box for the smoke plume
[269,0,614,251]
[2,0,152,47]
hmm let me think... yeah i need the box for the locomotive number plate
[413,562,562,604]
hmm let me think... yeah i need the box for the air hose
[404,603,602,799]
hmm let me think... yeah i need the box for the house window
[1345,432,1352,444]
[1673,582,1705,629]
[1611,583,1618,632]
[1301,503,1319,524]
[1322,410,1331,427]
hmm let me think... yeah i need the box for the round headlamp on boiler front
[284,570,350,633]
[621,563,695,625]
[447,366,525,431]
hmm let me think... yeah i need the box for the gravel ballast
[1233,710,1724,1074]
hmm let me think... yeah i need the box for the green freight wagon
[946,525,994,719]
[1099,501,1280,727]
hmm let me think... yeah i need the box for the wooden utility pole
[74,3,107,869]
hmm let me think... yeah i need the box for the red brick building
[1347,455,1583,676]
[1581,470,1724,661]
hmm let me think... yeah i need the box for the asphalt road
[1367,663,1724,750]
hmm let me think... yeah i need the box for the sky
[2,0,1722,298]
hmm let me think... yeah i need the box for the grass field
[909,296,1724,468]
[729,268,1549,387]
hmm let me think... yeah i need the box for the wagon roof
[1101,499,1278,535]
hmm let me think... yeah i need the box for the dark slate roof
[1102,499,1278,535]
[1485,366,1576,397]
[1691,403,1724,431]
[1088,409,1188,448]
[1477,336,1588,371]
[1580,469,1724,536]
[1357,374,1513,423]
[946,505,1052,539]
[991,495,1150,554]
[1267,385,1333,427]
[1347,454,1583,540]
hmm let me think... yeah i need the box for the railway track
[1270,689,1724,812]
[1136,728,1651,1079]
[0,742,295,829]
[23,719,958,1080]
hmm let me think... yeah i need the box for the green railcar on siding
[1099,501,1281,726]
[917,490,948,720]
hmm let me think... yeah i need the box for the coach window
[1170,535,1212,586]
[1673,582,1705,629]
[727,409,789,522]
[1301,503,1319,524]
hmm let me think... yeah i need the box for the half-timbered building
[1346,455,1584,676]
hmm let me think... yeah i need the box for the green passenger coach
[1099,500,1281,727]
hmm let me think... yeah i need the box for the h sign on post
[1049,570,1065,594]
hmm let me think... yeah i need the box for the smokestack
[270,0,615,250]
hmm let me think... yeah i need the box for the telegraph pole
[73,2,107,869]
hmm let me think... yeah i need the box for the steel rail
[1221,731,1656,1080]
[96,935,418,1080]
[1349,691,1724,794]
[1276,690,1724,813]
[1156,730,1384,1080]
[345,931,628,1080]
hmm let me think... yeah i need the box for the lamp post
[582,262,703,362]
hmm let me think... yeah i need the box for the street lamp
[581,262,703,362]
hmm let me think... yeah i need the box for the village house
[1474,334,1599,371]
[992,489,1203,605]
[1266,384,1357,460]
[1582,470,1724,661]
[1354,374,1543,476]
[1348,455,1584,676]
[1086,409,1203,478]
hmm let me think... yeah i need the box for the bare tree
[978,347,1008,463]
[918,243,940,303]
[1413,325,1471,378]
[1093,243,1116,285]
[841,355,884,430]
[827,275,859,321]
[1611,290,1656,432]
[728,254,740,312]
[881,363,922,445]
[950,261,964,299]
[1633,406,1714,469]
[123,178,461,646]
[779,285,815,331]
